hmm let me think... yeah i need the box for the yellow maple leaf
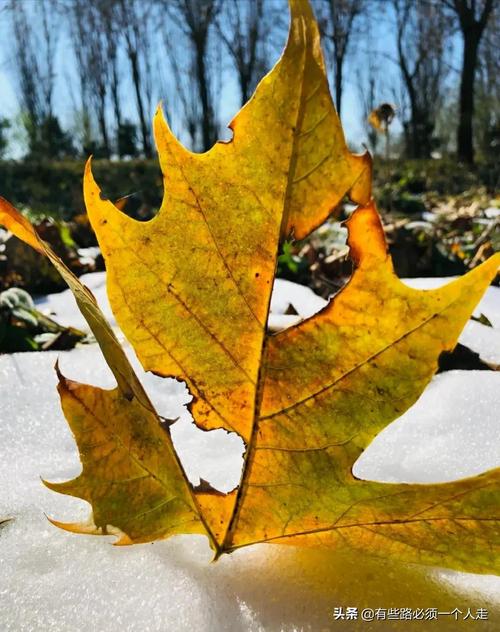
[1,0,499,573]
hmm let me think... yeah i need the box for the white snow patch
[271,278,326,318]
[460,320,500,365]
[270,276,500,363]
[354,370,500,482]
[269,279,328,330]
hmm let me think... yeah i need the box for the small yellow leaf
[368,103,396,132]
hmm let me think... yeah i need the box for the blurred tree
[369,103,397,159]
[8,0,72,159]
[313,0,366,117]
[166,0,221,151]
[441,0,496,164]
[393,0,450,158]
[434,90,459,154]
[32,115,75,159]
[356,45,383,155]
[473,6,499,160]
[98,0,124,156]
[364,78,379,154]
[117,0,156,158]
[67,0,112,158]
[118,121,139,158]
[217,0,269,106]
[0,118,9,158]
[67,0,96,154]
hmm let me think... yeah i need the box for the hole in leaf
[269,214,354,332]
[137,371,245,494]
[276,216,352,299]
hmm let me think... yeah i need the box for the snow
[34,272,500,364]
[2,272,500,630]
[402,277,500,365]
[33,273,321,366]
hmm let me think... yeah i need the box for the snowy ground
[1,273,500,631]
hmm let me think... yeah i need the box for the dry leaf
[1,0,499,573]
[368,103,396,132]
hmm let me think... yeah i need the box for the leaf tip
[83,156,101,201]
[154,101,164,119]
[45,514,100,537]
[83,155,96,188]
[41,477,71,494]
[153,103,177,153]
[54,362,80,396]
[349,151,373,205]
[0,197,44,253]
[54,358,64,382]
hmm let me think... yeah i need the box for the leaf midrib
[221,13,312,553]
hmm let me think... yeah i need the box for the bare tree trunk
[217,0,268,107]
[473,8,500,158]
[314,0,365,118]
[447,0,495,164]
[393,0,449,159]
[457,32,480,163]
[195,39,214,151]
[40,1,56,119]
[110,52,124,157]
[118,0,154,158]
[166,0,220,152]
[8,0,61,157]
[97,89,111,159]
[99,0,123,157]
[334,52,343,115]
[111,60,122,130]
[68,0,113,157]
[129,47,152,157]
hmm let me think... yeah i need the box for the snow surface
[2,273,500,631]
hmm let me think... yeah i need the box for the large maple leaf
[1,0,499,573]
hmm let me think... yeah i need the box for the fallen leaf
[368,103,396,132]
[471,313,493,327]
[1,0,499,573]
